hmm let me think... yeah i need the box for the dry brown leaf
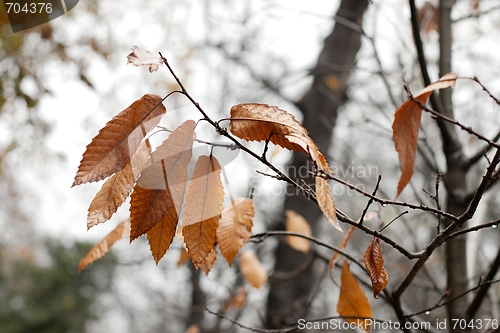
[329,226,356,282]
[222,286,247,313]
[147,206,179,264]
[73,94,166,186]
[87,163,135,229]
[392,73,457,197]
[78,219,131,273]
[130,120,196,244]
[229,104,339,230]
[182,155,224,269]
[229,103,314,155]
[200,246,217,275]
[285,210,311,253]
[217,198,255,266]
[127,46,162,73]
[240,250,268,288]
[363,237,389,298]
[316,177,341,232]
[337,260,373,332]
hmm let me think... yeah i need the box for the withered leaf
[363,237,389,298]
[130,120,196,245]
[182,155,224,269]
[285,210,311,253]
[337,260,373,333]
[127,46,162,73]
[392,73,458,197]
[217,198,255,266]
[78,219,130,273]
[240,250,267,288]
[222,286,247,313]
[73,94,166,186]
[229,103,339,230]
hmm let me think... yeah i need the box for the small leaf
[217,198,255,266]
[240,250,268,288]
[127,46,162,73]
[73,94,166,186]
[182,155,224,269]
[392,73,457,197]
[363,237,389,298]
[222,286,247,313]
[78,219,130,273]
[329,226,356,282]
[337,260,373,333]
[316,177,341,232]
[285,210,311,253]
[86,163,135,229]
[200,246,217,275]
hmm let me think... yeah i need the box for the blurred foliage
[0,240,116,333]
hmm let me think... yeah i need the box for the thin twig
[359,175,382,226]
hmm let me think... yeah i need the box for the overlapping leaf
[240,250,268,288]
[200,247,217,275]
[182,155,224,269]
[78,219,131,273]
[217,198,255,266]
[363,237,389,298]
[392,73,458,196]
[285,210,311,253]
[337,260,373,333]
[127,46,163,73]
[229,103,339,231]
[329,225,356,282]
[130,120,196,248]
[86,140,152,230]
[73,94,166,186]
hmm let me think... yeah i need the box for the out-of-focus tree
[0,240,116,333]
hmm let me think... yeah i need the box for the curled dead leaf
[363,237,389,298]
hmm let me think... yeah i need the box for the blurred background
[1,0,500,332]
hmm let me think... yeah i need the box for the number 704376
[5,3,53,14]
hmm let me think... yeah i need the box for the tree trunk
[438,0,469,331]
[266,0,369,328]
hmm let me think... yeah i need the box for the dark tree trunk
[266,0,369,328]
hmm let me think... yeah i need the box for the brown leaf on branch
[392,73,457,197]
[87,140,152,230]
[78,219,131,273]
[73,94,166,186]
[329,226,356,282]
[285,210,311,253]
[316,176,341,232]
[87,163,135,229]
[182,155,224,269]
[337,260,373,333]
[127,46,162,73]
[217,198,255,266]
[229,103,339,230]
[363,237,389,298]
[130,120,196,248]
[240,250,268,288]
